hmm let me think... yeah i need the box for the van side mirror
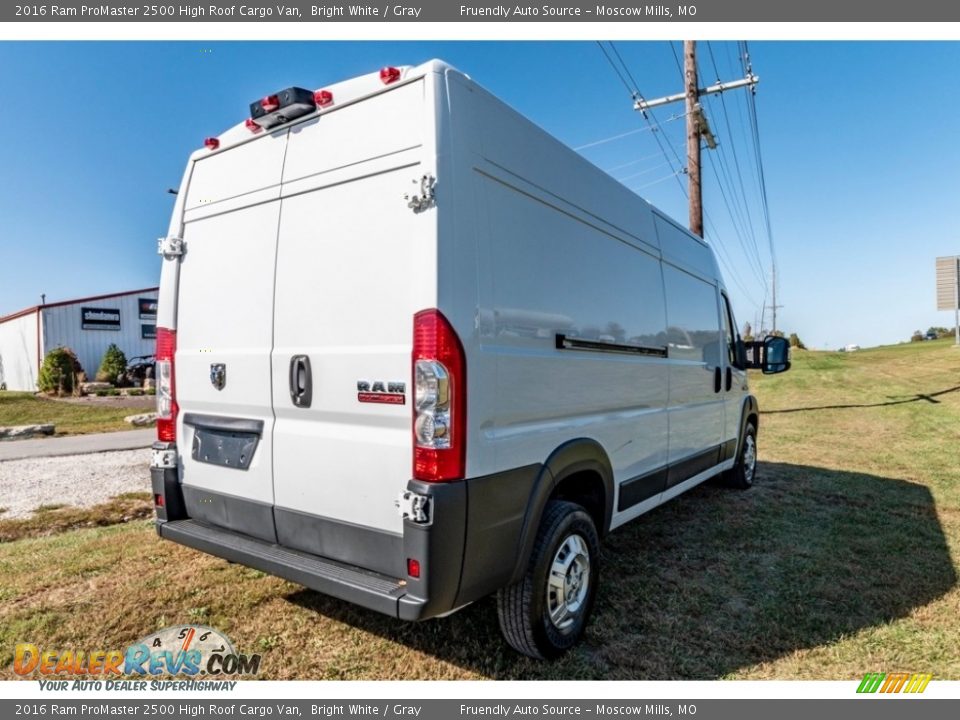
[742,336,791,374]
[762,336,791,374]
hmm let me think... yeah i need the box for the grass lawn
[0,392,139,435]
[0,340,957,679]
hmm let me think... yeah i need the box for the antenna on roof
[41,294,46,305]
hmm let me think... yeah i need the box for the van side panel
[476,173,670,495]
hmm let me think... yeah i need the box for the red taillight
[261,94,280,112]
[154,493,165,508]
[380,66,401,84]
[203,137,220,150]
[156,327,178,443]
[244,118,262,133]
[412,310,466,482]
[314,89,333,107]
[407,558,421,579]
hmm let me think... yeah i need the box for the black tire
[496,500,601,659]
[722,421,758,489]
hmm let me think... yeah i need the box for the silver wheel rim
[743,434,757,484]
[546,533,591,634]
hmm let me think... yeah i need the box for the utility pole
[634,44,758,239]
[684,41,703,238]
[766,266,784,334]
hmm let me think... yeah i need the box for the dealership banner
[80,306,121,331]
[0,699,957,718]
[5,0,960,22]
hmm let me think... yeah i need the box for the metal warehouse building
[0,287,159,391]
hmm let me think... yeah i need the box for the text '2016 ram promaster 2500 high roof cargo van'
[151,60,791,659]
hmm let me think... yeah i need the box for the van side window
[721,293,740,369]
[662,265,722,365]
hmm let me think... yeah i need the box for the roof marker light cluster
[203,66,403,149]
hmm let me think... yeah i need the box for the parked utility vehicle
[151,60,790,659]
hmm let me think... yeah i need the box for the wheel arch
[507,438,614,585]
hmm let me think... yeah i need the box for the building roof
[0,286,159,324]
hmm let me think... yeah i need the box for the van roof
[192,59,460,161]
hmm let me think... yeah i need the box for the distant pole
[772,265,778,334]
[765,267,783,336]
[685,40,703,238]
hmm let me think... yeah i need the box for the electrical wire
[573,126,655,151]
[705,42,767,282]
[597,40,763,315]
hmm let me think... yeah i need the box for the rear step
[160,519,407,616]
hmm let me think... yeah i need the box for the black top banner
[6,0,959,22]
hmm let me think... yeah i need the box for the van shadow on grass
[286,462,956,679]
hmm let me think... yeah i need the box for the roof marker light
[314,90,334,107]
[203,137,220,150]
[244,118,262,133]
[380,66,401,84]
[261,94,280,112]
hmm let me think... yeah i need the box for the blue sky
[0,41,957,348]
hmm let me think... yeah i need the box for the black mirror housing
[763,336,791,374]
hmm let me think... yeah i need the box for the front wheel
[723,421,758,489]
[496,500,601,659]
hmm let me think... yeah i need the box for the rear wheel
[496,500,600,659]
[723,421,757,489]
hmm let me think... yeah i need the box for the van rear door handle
[713,366,722,393]
[725,366,733,392]
[289,355,312,408]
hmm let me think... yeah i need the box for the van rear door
[175,131,287,542]
[270,81,430,577]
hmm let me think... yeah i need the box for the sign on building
[81,307,121,331]
[139,297,158,318]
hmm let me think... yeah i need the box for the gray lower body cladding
[151,458,542,621]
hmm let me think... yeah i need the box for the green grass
[0,340,957,679]
[0,392,135,435]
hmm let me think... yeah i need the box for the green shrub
[94,388,120,397]
[127,389,144,397]
[37,347,83,395]
[96,344,127,384]
[145,388,156,396]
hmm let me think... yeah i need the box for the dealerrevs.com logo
[14,625,261,684]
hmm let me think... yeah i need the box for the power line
[604,150,668,173]
[705,42,767,281]
[596,41,688,198]
[617,159,674,182]
[596,40,764,318]
[703,142,767,286]
[574,125,654,151]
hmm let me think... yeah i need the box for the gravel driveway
[0,449,151,519]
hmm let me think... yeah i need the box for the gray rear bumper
[157,517,409,617]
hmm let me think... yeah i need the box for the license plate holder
[191,427,259,470]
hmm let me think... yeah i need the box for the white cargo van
[151,60,790,659]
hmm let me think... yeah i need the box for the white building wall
[41,291,158,381]
[0,311,40,391]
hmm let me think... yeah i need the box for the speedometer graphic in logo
[131,625,236,676]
